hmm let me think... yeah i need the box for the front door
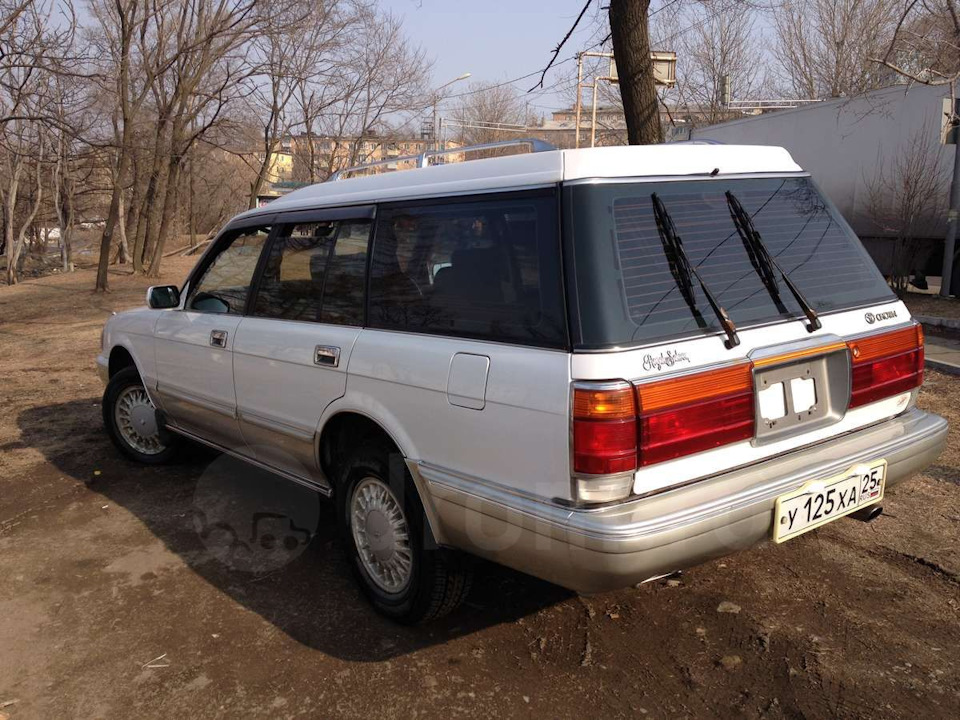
[154,223,272,452]
[233,213,373,487]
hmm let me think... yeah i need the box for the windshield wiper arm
[651,193,740,349]
[725,191,822,333]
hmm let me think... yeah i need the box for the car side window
[252,219,369,325]
[189,226,271,314]
[368,191,567,347]
[321,220,369,326]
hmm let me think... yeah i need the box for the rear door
[348,190,572,502]
[154,222,273,451]
[233,208,373,487]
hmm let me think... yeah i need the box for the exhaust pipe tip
[850,504,883,523]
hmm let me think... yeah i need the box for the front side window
[252,219,369,325]
[368,191,566,348]
[189,226,270,314]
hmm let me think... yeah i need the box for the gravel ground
[903,293,960,321]
[1,262,958,720]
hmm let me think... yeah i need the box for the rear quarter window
[368,190,567,348]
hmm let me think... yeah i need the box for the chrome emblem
[865,309,897,324]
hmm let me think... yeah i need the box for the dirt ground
[903,292,960,321]
[1,261,959,720]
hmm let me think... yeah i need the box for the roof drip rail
[327,138,557,182]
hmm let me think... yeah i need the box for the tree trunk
[10,152,44,284]
[609,0,662,145]
[117,187,130,264]
[4,160,23,285]
[248,148,273,210]
[96,128,133,291]
[125,153,142,255]
[147,154,183,276]
[133,115,171,272]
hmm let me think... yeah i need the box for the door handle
[210,330,228,348]
[314,345,341,367]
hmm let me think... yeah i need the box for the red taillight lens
[572,384,637,475]
[573,418,638,474]
[639,392,755,466]
[848,325,924,408]
[635,362,755,467]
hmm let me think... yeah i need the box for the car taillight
[635,362,755,466]
[847,324,924,408]
[572,383,637,502]
[572,365,756,504]
[572,383,637,474]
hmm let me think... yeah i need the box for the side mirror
[146,285,181,309]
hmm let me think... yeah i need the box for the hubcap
[114,385,165,455]
[350,477,413,594]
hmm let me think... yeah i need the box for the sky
[379,0,608,116]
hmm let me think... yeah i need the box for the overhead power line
[528,0,594,92]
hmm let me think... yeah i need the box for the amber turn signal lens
[848,324,922,365]
[573,385,636,420]
[635,361,753,413]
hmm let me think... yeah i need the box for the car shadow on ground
[17,398,572,662]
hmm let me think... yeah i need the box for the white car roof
[238,144,803,220]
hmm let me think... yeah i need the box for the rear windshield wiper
[724,191,822,333]
[651,193,740,349]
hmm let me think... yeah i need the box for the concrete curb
[925,357,960,377]
[916,315,960,334]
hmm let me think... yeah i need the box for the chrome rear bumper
[416,408,948,593]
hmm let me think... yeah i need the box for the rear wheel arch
[318,411,407,487]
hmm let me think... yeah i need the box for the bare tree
[864,124,948,294]
[243,0,346,208]
[675,0,765,125]
[0,0,72,284]
[87,0,172,290]
[312,4,429,179]
[772,0,900,99]
[450,81,530,146]
[870,1,960,295]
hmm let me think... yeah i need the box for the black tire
[337,442,472,624]
[103,366,181,464]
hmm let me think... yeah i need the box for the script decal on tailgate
[643,349,691,372]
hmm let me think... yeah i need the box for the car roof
[237,144,803,220]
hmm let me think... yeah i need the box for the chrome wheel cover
[350,476,413,594]
[114,385,165,456]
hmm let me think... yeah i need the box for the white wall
[690,84,953,241]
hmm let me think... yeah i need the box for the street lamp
[433,72,471,152]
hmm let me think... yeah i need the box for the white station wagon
[97,140,948,623]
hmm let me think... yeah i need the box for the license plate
[773,460,886,543]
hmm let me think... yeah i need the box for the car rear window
[566,177,894,349]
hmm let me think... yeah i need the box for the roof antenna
[710,168,720,176]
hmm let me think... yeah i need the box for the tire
[103,366,181,464]
[337,442,472,624]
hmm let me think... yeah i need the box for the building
[534,105,741,148]
[688,83,956,281]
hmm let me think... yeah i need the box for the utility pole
[574,50,676,148]
[942,97,960,297]
[432,72,471,152]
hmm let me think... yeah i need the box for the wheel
[103,366,181,464]
[337,443,472,624]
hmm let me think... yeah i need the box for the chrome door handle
[210,330,228,348]
[314,345,341,367]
